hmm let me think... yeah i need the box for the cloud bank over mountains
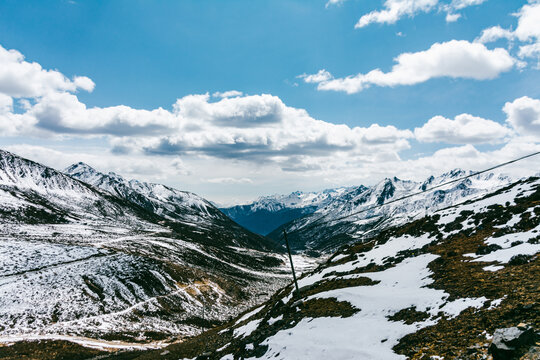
[0,1,539,202]
[1,40,539,197]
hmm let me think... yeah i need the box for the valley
[0,149,538,360]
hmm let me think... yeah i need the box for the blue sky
[0,0,539,204]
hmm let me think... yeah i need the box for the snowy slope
[221,188,353,235]
[135,175,540,360]
[65,162,216,222]
[0,149,299,346]
[0,149,151,225]
[64,162,274,251]
[268,170,513,252]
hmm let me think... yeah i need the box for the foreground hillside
[112,175,540,359]
[0,150,293,350]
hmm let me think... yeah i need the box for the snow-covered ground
[0,150,293,347]
[213,177,540,360]
[274,170,515,251]
[247,255,487,360]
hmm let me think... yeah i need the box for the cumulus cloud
[414,96,540,145]
[414,113,511,144]
[26,92,177,135]
[476,0,540,44]
[509,1,540,43]
[0,43,416,170]
[503,96,540,138]
[140,94,414,164]
[325,0,347,7]
[0,93,13,114]
[354,0,487,28]
[355,0,438,28]
[2,42,539,203]
[212,90,243,98]
[518,42,540,67]
[476,26,514,44]
[303,40,516,94]
[298,69,333,83]
[445,13,461,22]
[0,44,94,98]
[476,2,540,65]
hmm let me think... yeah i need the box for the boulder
[489,325,538,360]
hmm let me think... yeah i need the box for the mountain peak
[65,162,99,175]
[444,168,467,178]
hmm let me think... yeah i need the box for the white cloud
[298,69,333,83]
[354,0,487,28]
[356,0,438,28]
[512,1,540,42]
[445,13,461,22]
[518,42,540,66]
[0,42,415,169]
[476,2,540,66]
[2,43,539,204]
[212,90,243,98]
[304,40,516,94]
[503,96,540,138]
[0,94,13,114]
[27,92,177,135]
[414,113,511,144]
[325,0,347,8]
[448,0,487,11]
[476,26,514,44]
[140,94,414,164]
[0,44,94,98]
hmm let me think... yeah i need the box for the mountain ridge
[0,149,293,346]
[266,169,514,252]
[220,187,354,235]
[113,174,540,360]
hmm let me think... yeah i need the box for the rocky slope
[113,175,540,360]
[64,162,273,251]
[220,188,351,236]
[0,149,293,348]
[268,170,513,252]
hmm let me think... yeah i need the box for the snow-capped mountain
[221,188,353,235]
[65,162,216,222]
[267,170,513,252]
[64,161,273,250]
[127,175,540,360]
[0,149,295,346]
[0,149,145,225]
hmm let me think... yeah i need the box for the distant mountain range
[111,171,540,360]
[0,149,288,344]
[223,170,513,252]
[220,188,352,235]
[2,148,539,359]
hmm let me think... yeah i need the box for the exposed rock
[476,244,503,255]
[489,326,538,360]
[508,254,534,266]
